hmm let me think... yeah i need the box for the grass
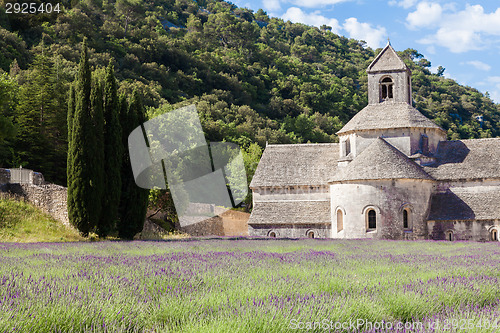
[0,239,499,332]
[0,198,83,242]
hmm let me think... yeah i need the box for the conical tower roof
[330,137,433,182]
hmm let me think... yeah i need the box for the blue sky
[230,0,500,103]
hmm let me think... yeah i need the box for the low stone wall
[2,183,69,226]
[220,210,249,236]
[178,210,250,237]
[178,216,225,236]
[143,218,166,233]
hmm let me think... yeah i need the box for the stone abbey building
[248,43,500,241]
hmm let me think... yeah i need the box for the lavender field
[1,239,500,332]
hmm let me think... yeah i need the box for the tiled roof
[423,138,500,180]
[248,201,331,225]
[250,143,339,187]
[337,102,444,135]
[428,188,500,221]
[330,138,433,182]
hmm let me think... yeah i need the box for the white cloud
[281,7,341,32]
[280,8,387,48]
[485,76,500,103]
[406,2,442,29]
[264,0,351,11]
[388,0,417,9]
[410,4,500,53]
[419,29,482,53]
[490,91,500,104]
[263,0,281,11]
[475,77,500,103]
[289,0,352,8]
[426,45,436,54]
[343,18,387,48]
[487,76,500,84]
[465,60,491,71]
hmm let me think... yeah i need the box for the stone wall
[2,183,69,226]
[330,179,434,240]
[178,210,250,237]
[178,215,225,236]
[346,127,445,160]
[428,220,499,241]
[252,185,330,202]
[367,70,411,104]
[249,223,330,238]
[220,210,249,236]
[0,167,251,236]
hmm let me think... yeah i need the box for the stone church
[248,43,500,241]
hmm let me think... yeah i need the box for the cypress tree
[117,93,131,235]
[118,90,149,239]
[67,39,104,236]
[90,74,105,230]
[67,84,75,191]
[97,62,122,237]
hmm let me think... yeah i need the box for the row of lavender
[0,239,499,332]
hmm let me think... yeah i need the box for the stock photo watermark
[289,318,500,331]
[128,104,248,227]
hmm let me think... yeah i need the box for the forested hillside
[1,0,499,186]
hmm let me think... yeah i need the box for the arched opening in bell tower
[380,77,394,101]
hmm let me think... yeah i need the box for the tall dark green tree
[90,72,105,230]
[0,73,17,145]
[118,90,149,239]
[67,84,75,190]
[67,39,104,236]
[97,61,122,237]
[12,52,67,182]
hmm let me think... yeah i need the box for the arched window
[445,230,454,241]
[380,77,394,101]
[491,229,498,241]
[268,231,277,238]
[307,230,315,238]
[403,209,409,229]
[367,209,376,229]
[337,209,344,232]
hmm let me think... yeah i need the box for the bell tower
[366,41,412,105]
[336,42,447,166]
